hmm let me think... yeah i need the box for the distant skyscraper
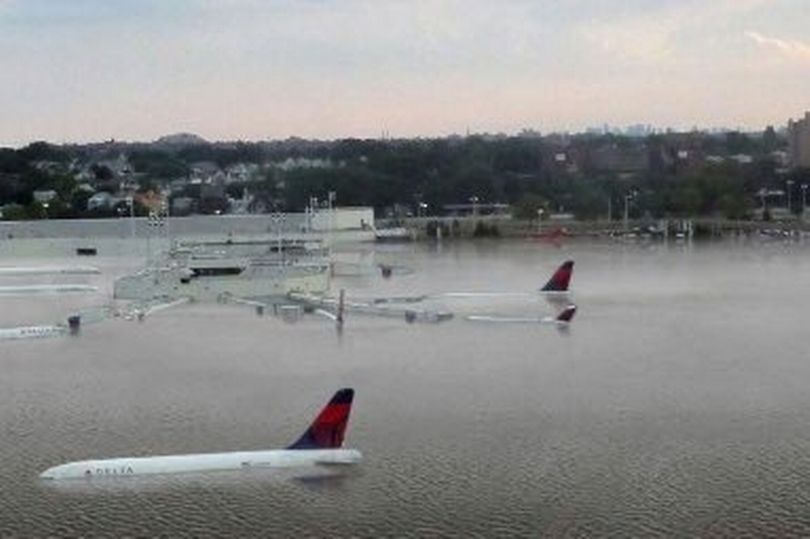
[788,112,810,169]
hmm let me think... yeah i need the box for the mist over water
[1,239,810,536]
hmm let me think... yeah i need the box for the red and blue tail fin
[556,304,577,323]
[288,388,354,450]
[541,260,574,292]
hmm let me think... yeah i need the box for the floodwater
[2,238,810,536]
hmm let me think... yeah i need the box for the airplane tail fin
[288,388,354,450]
[556,304,577,323]
[541,260,574,292]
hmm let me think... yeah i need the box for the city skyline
[1,0,809,146]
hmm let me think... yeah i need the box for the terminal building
[788,112,810,169]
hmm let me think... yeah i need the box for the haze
[1,0,808,145]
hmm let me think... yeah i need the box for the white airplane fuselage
[0,266,100,276]
[0,284,97,295]
[0,325,67,341]
[40,448,363,480]
[465,315,567,324]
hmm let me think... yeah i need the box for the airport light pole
[308,196,319,233]
[623,191,636,232]
[328,191,337,249]
[270,211,286,263]
[146,210,154,264]
[127,195,136,241]
[162,193,170,249]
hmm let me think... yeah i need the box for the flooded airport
[2,238,810,536]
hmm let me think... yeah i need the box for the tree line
[1,131,808,221]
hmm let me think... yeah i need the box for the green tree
[512,193,548,220]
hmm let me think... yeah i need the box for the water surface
[1,239,809,536]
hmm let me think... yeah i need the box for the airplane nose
[39,464,68,479]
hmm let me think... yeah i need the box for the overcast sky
[0,0,808,145]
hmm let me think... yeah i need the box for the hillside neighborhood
[2,118,810,223]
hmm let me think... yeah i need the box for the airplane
[0,265,100,276]
[40,388,361,480]
[291,289,452,325]
[440,260,574,298]
[0,284,97,295]
[0,324,68,341]
[466,304,577,325]
[0,315,82,341]
[263,261,576,326]
[539,260,574,294]
[113,260,575,330]
[377,263,414,279]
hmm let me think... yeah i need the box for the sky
[0,0,808,145]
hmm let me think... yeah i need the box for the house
[96,153,133,178]
[190,161,221,183]
[87,192,118,211]
[33,190,58,204]
[228,189,255,214]
[274,157,334,171]
[224,163,259,184]
[729,154,753,165]
[134,191,166,213]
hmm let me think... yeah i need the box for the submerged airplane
[40,388,360,480]
[466,304,577,324]
[110,259,576,331]
[263,260,576,327]
[0,284,97,295]
[0,315,82,341]
[0,265,100,276]
[0,324,68,341]
[441,260,574,298]
[539,260,574,294]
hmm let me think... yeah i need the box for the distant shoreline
[0,214,806,242]
[382,216,810,241]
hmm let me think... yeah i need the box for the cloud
[580,19,674,64]
[746,30,810,61]
[0,0,808,143]
[576,0,773,66]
